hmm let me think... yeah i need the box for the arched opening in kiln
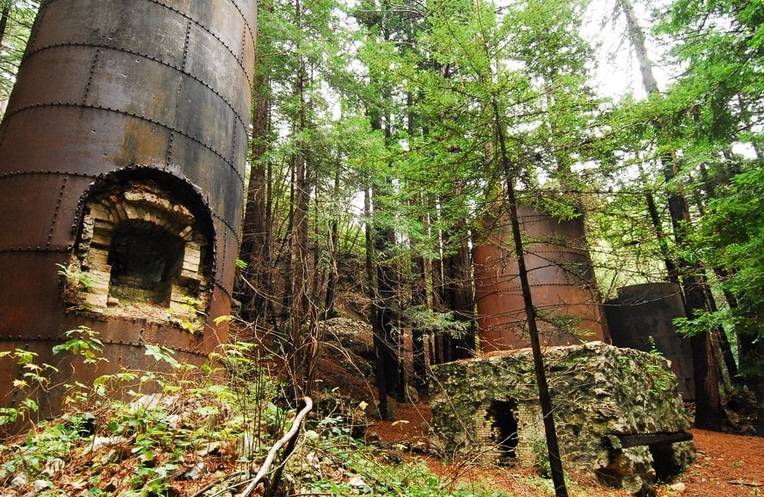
[649,442,682,482]
[64,171,214,329]
[486,399,519,465]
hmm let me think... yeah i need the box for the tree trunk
[364,184,390,420]
[618,0,724,430]
[664,162,723,430]
[288,0,310,399]
[373,196,403,403]
[411,248,429,390]
[323,164,341,319]
[0,2,10,50]
[280,161,296,321]
[617,0,659,95]
[493,98,568,497]
[240,74,271,322]
[305,192,327,397]
[430,256,448,365]
[442,231,476,359]
[367,103,404,405]
[637,161,680,286]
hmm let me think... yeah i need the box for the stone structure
[65,179,211,329]
[429,343,694,494]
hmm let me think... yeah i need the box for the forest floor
[366,404,764,497]
[678,429,764,497]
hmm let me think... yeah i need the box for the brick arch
[64,167,215,329]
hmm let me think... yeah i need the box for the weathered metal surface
[0,0,256,418]
[604,283,695,401]
[474,205,609,353]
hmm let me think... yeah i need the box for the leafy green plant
[530,435,552,479]
[56,263,95,291]
[644,339,676,395]
[52,326,105,364]
[144,344,181,369]
[404,306,470,339]
[170,296,205,334]
[0,349,58,426]
[302,434,511,497]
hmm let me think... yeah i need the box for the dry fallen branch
[729,479,762,487]
[191,471,247,497]
[236,396,314,497]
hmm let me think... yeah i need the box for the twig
[236,397,314,497]
[191,471,247,497]
[729,479,761,487]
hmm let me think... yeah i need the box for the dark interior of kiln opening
[486,399,520,465]
[107,219,186,307]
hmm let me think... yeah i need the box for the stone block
[428,343,695,495]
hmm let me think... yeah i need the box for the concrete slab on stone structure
[428,342,695,495]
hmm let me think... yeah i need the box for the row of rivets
[47,176,69,247]
[25,42,250,132]
[28,0,254,86]
[0,335,207,356]
[0,169,241,244]
[81,48,101,105]
[0,245,70,254]
[0,170,96,179]
[3,102,245,185]
[230,0,258,60]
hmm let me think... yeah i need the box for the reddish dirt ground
[664,429,764,497]
[368,405,764,497]
[366,401,432,448]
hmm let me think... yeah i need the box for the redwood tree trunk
[240,74,271,321]
[411,250,428,390]
[288,0,310,399]
[664,164,723,430]
[364,184,391,419]
[373,198,403,403]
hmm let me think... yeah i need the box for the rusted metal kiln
[605,283,695,400]
[0,0,256,416]
[473,205,609,353]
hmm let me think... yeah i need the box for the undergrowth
[0,331,512,497]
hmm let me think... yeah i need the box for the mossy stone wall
[428,342,695,494]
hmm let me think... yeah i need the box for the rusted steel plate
[474,206,609,353]
[0,0,256,417]
[0,253,68,335]
[605,283,695,400]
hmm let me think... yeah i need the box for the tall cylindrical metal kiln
[0,0,256,416]
[473,205,608,353]
[605,283,695,400]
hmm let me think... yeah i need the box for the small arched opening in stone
[64,171,214,330]
[485,399,519,465]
